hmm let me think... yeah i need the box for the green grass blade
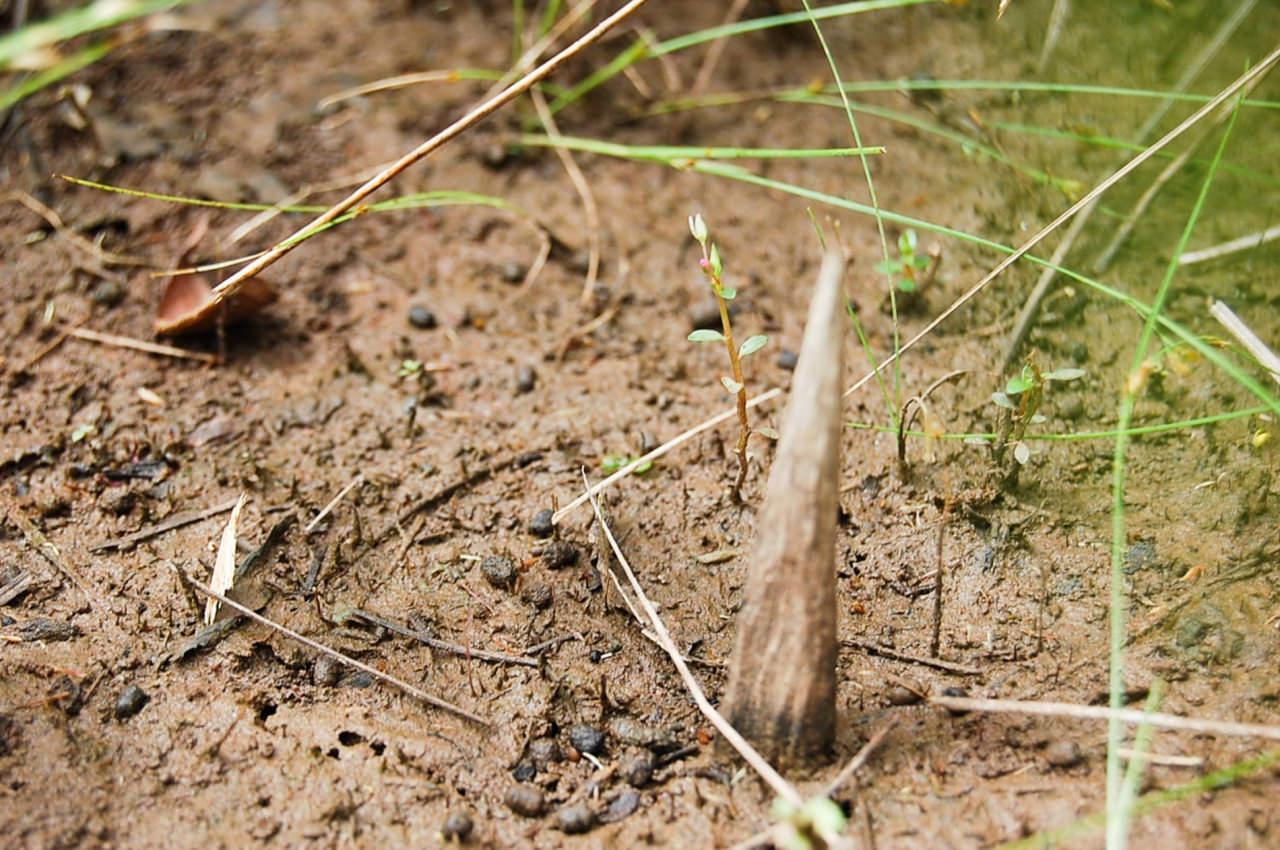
[800,0,900,429]
[519,134,883,160]
[0,40,113,109]
[0,0,199,68]
[1105,95,1241,850]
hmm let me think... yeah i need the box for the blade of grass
[0,0,198,67]
[0,40,113,109]
[518,136,884,160]
[800,0,901,430]
[1105,92,1242,850]
[1110,681,1166,850]
[848,403,1269,443]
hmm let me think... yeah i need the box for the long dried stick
[582,472,802,807]
[930,695,1280,741]
[185,578,489,726]
[207,0,652,310]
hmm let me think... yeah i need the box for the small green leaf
[896,278,917,293]
[755,426,779,440]
[70,423,95,443]
[991,391,1015,409]
[900,229,918,255]
[739,334,768,358]
[874,259,897,275]
[718,286,737,300]
[709,243,723,278]
[721,376,743,394]
[911,254,931,270]
[635,459,653,475]
[1005,375,1032,395]
[1044,367,1085,382]
[687,329,724,343]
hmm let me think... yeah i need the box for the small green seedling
[992,361,1085,464]
[602,454,653,475]
[874,229,932,293]
[397,358,423,378]
[771,795,848,850]
[687,213,768,501]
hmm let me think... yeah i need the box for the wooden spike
[724,251,845,766]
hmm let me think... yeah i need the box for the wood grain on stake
[725,251,845,765]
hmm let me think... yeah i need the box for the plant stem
[709,265,750,501]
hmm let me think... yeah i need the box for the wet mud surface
[2,1,1277,847]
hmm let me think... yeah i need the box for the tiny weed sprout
[874,228,932,294]
[992,362,1086,464]
[771,795,848,850]
[398,358,423,378]
[687,213,768,501]
[602,454,653,475]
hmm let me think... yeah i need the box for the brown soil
[2,1,1278,848]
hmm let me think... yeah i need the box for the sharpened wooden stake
[725,251,845,766]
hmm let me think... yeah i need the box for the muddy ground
[2,1,1278,847]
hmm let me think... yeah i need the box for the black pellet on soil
[441,810,473,841]
[567,723,605,756]
[600,790,641,824]
[529,508,555,537]
[480,555,516,591]
[407,305,438,329]
[556,802,595,834]
[941,686,970,716]
[511,761,536,782]
[777,348,799,370]
[504,784,545,817]
[515,364,537,394]
[114,684,149,720]
[619,750,655,787]
[541,541,578,569]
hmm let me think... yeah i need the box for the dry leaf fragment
[155,272,276,336]
[204,494,246,624]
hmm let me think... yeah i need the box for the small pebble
[619,749,655,787]
[567,723,605,756]
[480,555,516,591]
[521,582,553,610]
[1045,739,1084,768]
[501,261,528,284]
[90,279,125,307]
[556,802,595,834]
[527,737,562,770]
[511,761,536,782]
[941,686,970,716]
[441,810,473,842]
[529,508,555,538]
[115,684,149,720]
[777,348,799,371]
[600,789,641,824]
[504,784,545,817]
[407,305,438,330]
[886,685,923,706]
[313,656,341,686]
[515,364,537,394]
[541,541,578,570]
